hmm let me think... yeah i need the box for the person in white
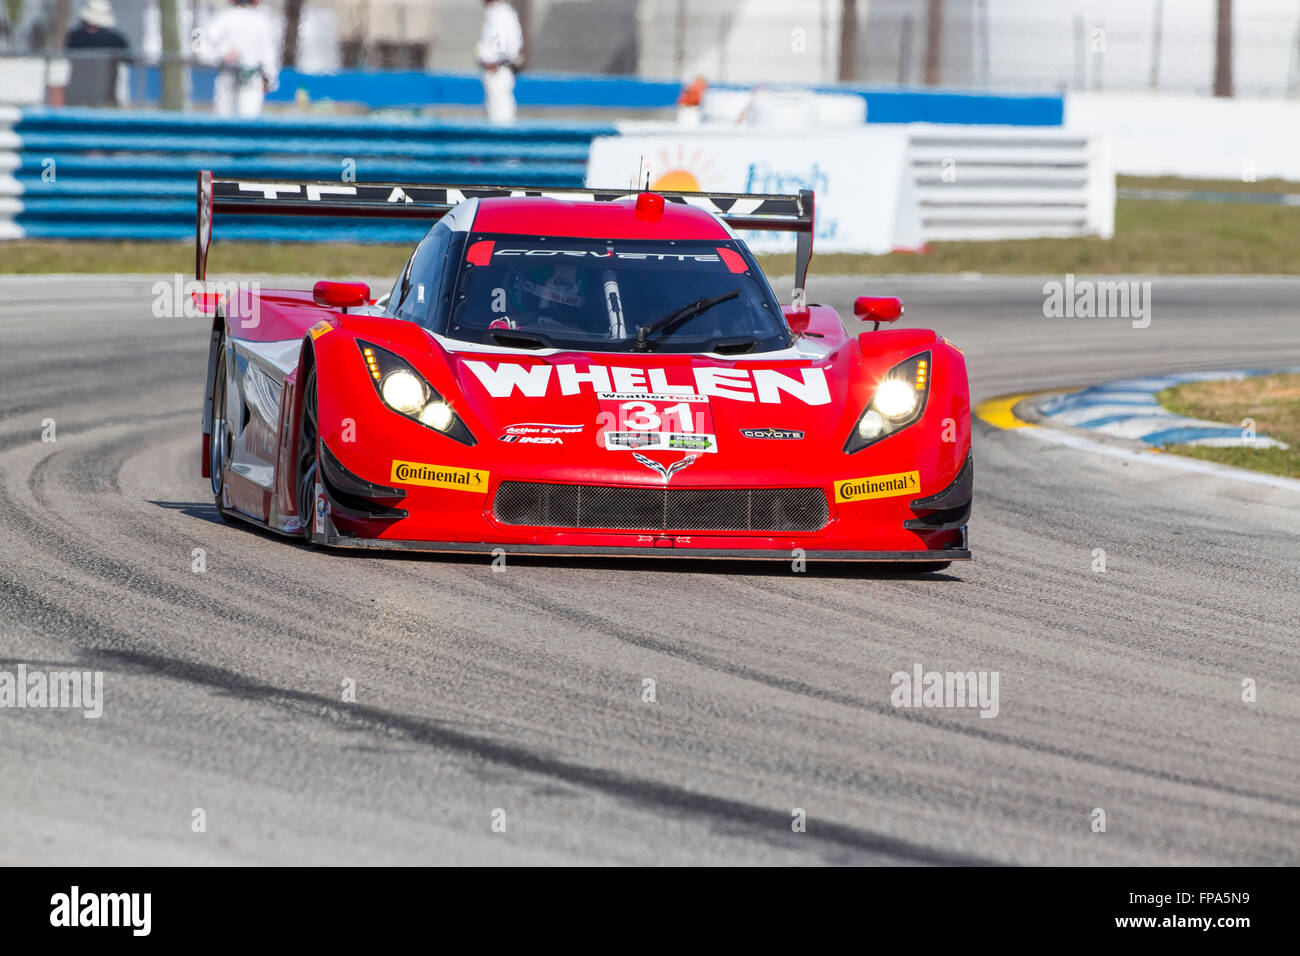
[203,0,279,118]
[476,0,523,125]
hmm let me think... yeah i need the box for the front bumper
[310,443,972,561]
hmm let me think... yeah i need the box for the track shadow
[82,644,999,866]
[150,499,964,581]
[148,499,225,524]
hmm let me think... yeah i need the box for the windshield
[435,234,790,354]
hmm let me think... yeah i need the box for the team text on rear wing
[196,171,815,296]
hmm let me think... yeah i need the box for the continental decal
[834,470,920,503]
[309,320,333,340]
[390,460,489,493]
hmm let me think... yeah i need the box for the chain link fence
[4,0,1299,99]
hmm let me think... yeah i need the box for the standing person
[65,0,130,107]
[476,0,523,125]
[204,0,279,118]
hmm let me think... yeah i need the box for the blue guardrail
[14,108,612,242]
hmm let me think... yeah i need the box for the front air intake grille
[493,482,830,532]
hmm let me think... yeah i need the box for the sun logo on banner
[644,146,720,193]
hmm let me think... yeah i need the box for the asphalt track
[0,273,1296,865]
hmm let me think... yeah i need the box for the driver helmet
[510,265,588,316]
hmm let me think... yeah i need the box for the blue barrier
[844,87,1063,127]
[12,108,612,242]
[267,70,684,111]
[121,67,1065,127]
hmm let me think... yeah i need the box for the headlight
[418,401,453,431]
[381,370,426,414]
[355,340,477,446]
[857,410,885,440]
[873,380,916,420]
[844,351,930,454]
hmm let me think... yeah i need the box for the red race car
[197,172,971,567]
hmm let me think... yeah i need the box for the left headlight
[844,351,930,454]
[357,340,476,446]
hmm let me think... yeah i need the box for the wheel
[296,363,320,540]
[209,335,236,523]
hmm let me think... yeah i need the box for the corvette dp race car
[197,172,971,566]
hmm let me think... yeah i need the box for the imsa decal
[834,470,920,503]
[391,460,489,493]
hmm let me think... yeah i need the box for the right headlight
[844,351,930,454]
[357,340,477,446]
[380,369,426,414]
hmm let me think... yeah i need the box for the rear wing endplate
[196,171,815,296]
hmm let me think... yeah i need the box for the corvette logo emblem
[633,453,697,481]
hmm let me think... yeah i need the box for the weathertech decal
[391,461,489,493]
[834,470,920,503]
[309,320,332,340]
[596,391,719,453]
[741,427,804,440]
[463,361,830,405]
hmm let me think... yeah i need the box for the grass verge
[1156,373,1300,478]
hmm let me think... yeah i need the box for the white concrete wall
[1066,91,1300,181]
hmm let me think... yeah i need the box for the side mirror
[313,280,371,310]
[853,296,904,323]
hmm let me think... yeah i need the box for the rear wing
[196,171,815,297]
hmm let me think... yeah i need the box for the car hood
[435,340,865,483]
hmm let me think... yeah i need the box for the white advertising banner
[586,127,922,256]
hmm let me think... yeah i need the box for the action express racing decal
[462,360,831,406]
[834,470,920,503]
[391,461,490,493]
[596,392,718,453]
[498,422,583,445]
[501,423,583,435]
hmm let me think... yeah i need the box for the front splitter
[318,535,970,562]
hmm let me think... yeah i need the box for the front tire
[209,334,236,523]
[296,363,321,541]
